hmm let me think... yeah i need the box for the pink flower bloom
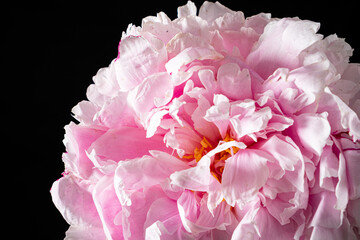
[51,1,360,239]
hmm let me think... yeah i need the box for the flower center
[182,133,240,183]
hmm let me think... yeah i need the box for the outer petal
[165,47,223,74]
[114,151,188,206]
[51,176,101,227]
[62,123,105,179]
[115,36,167,91]
[87,127,170,162]
[64,225,107,240]
[222,149,269,207]
[92,175,123,240]
[246,18,322,78]
[318,87,360,141]
[198,1,234,23]
[177,1,197,18]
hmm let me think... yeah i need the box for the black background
[6,0,359,239]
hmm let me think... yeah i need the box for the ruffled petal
[114,151,188,206]
[294,112,331,156]
[51,176,101,227]
[247,18,322,78]
[92,175,123,239]
[64,225,106,240]
[217,62,252,100]
[87,127,170,162]
[115,36,167,91]
[222,149,269,207]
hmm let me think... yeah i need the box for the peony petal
[121,186,167,240]
[217,62,252,100]
[114,151,188,206]
[246,18,322,78]
[318,87,360,141]
[294,112,331,156]
[222,149,269,207]
[87,127,170,162]
[127,72,173,118]
[165,47,223,74]
[96,92,137,129]
[62,122,105,179]
[198,1,234,23]
[64,225,106,240]
[71,100,100,126]
[170,155,211,191]
[92,175,123,239]
[115,36,167,91]
[144,197,182,238]
[177,1,197,18]
[204,94,230,138]
[51,176,101,227]
[258,135,302,172]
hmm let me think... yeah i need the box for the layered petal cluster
[51,1,360,239]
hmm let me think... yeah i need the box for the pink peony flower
[51,1,360,239]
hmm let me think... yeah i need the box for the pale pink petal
[114,151,188,205]
[64,226,107,240]
[127,72,173,118]
[174,15,210,39]
[217,62,252,100]
[300,34,353,75]
[204,94,230,138]
[254,206,299,240]
[309,191,342,229]
[246,18,322,78]
[166,32,214,59]
[165,47,223,74]
[319,146,339,191]
[177,1,197,18]
[294,112,331,156]
[89,59,120,104]
[192,95,221,142]
[319,87,360,141]
[310,217,358,240]
[122,186,167,240]
[339,137,360,199]
[170,155,211,192]
[290,60,336,94]
[92,175,123,239]
[177,191,233,235]
[330,64,360,114]
[218,27,259,59]
[213,11,245,31]
[115,36,167,91]
[258,135,302,172]
[198,1,234,23]
[96,92,137,129]
[244,13,271,34]
[222,149,269,207]
[141,14,181,45]
[144,197,183,238]
[51,176,101,227]
[62,123,105,179]
[87,127,170,162]
[71,101,100,126]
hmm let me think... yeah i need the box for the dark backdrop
[6,1,359,239]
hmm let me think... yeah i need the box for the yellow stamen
[182,154,194,159]
[200,137,213,149]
